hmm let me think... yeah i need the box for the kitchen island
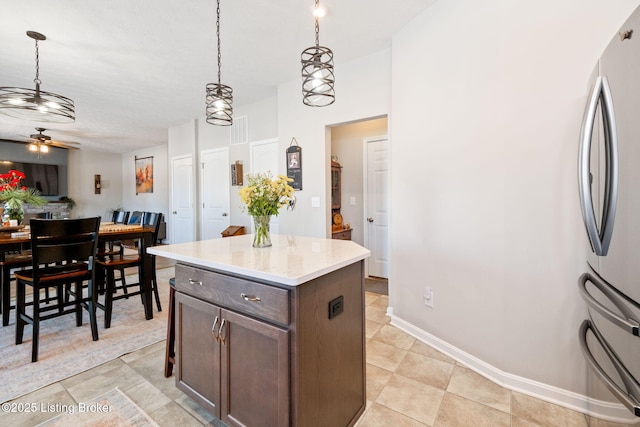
[148,234,370,427]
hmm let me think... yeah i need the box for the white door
[200,148,230,240]
[171,155,195,243]
[365,137,389,278]
[250,139,279,233]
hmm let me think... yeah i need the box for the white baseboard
[389,315,638,424]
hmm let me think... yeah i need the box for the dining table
[0,222,157,325]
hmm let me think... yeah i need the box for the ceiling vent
[230,115,248,145]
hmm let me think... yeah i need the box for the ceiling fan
[25,127,80,152]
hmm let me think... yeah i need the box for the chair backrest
[29,217,101,270]
[128,211,143,225]
[142,212,163,241]
[112,210,130,224]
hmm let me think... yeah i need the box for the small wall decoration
[135,155,154,194]
[286,137,302,190]
[231,160,243,186]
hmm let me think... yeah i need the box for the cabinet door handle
[189,278,203,286]
[241,293,261,302]
[218,319,227,344]
[211,316,219,341]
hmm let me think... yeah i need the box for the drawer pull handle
[189,278,203,286]
[241,293,261,302]
[219,319,227,344]
[211,316,220,341]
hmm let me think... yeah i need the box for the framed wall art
[286,137,302,190]
[135,155,154,194]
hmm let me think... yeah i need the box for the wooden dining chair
[96,212,163,328]
[14,217,101,362]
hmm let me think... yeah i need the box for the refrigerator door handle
[578,272,640,336]
[578,76,619,256]
[579,320,640,417]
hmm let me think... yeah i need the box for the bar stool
[0,251,31,326]
[164,277,176,377]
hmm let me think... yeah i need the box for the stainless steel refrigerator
[578,6,640,418]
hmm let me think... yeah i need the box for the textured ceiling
[0,0,436,153]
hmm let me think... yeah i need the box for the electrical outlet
[423,287,434,308]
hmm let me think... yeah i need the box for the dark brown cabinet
[174,260,366,427]
[176,292,289,426]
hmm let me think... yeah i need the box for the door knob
[222,212,228,217]
[367,217,374,223]
[173,211,177,214]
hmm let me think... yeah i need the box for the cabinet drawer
[175,264,289,325]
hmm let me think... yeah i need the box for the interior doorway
[329,116,389,280]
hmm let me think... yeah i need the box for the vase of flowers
[238,172,294,248]
[0,170,47,225]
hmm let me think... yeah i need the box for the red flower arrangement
[0,169,27,192]
[0,169,46,223]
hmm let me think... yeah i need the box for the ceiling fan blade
[48,141,79,150]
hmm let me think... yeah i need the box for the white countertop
[148,234,370,286]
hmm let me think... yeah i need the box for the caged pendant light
[206,0,233,126]
[0,31,75,123]
[301,0,335,107]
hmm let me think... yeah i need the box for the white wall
[121,144,169,226]
[390,0,640,418]
[68,148,123,220]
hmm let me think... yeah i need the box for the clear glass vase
[3,201,24,224]
[252,215,272,248]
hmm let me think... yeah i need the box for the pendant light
[206,0,233,126]
[0,31,75,123]
[301,0,335,107]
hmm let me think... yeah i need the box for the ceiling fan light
[29,144,39,152]
[40,145,49,153]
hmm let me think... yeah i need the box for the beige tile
[366,319,384,339]
[365,292,381,306]
[366,363,394,401]
[356,402,428,426]
[59,358,126,390]
[366,339,409,372]
[174,394,217,425]
[63,363,146,403]
[409,340,456,364]
[366,305,390,324]
[512,391,589,427]
[121,340,166,364]
[371,295,389,310]
[0,384,76,427]
[376,373,445,425]
[434,392,511,427]
[372,324,416,350]
[396,351,454,390]
[122,380,172,415]
[148,400,207,427]
[446,365,510,413]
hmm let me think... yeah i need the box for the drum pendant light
[301,0,335,107]
[206,0,233,126]
[0,31,75,123]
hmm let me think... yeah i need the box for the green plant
[58,196,76,210]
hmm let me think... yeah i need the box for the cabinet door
[220,309,290,427]
[175,293,221,417]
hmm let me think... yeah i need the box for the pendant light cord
[34,38,41,86]
[217,0,222,86]
[314,0,320,47]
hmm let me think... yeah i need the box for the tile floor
[0,291,631,426]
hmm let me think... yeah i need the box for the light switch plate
[311,196,320,207]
